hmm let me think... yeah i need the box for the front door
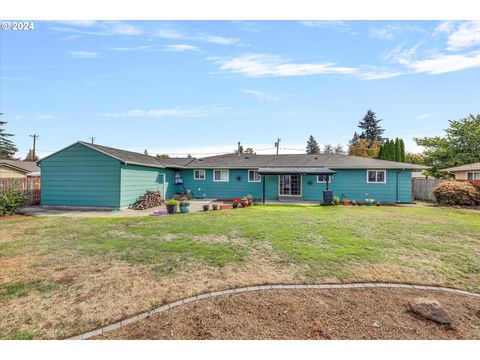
[279,175,302,196]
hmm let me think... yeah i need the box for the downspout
[262,174,266,204]
[396,171,399,203]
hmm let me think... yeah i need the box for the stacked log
[131,191,165,210]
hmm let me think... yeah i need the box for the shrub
[332,195,340,205]
[0,187,28,216]
[179,200,190,207]
[165,199,178,206]
[432,181,480,206]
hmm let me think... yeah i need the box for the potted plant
[246,194,253,206]
[342,198,350,206]
[179,200,190,213]
[212,204,219,210]
[364,198,375,206]
[375,201,381,206]
[232,198,240,209]
[165,199,178,214]
[332,195,340,205]
[240,197,249,207]
[202,204,209,211]
[351,199,356,206]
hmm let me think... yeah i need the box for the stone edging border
[68,283,480,340]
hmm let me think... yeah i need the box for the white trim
[278,174,302,196]
[213,169,229,182]
[366,169,387,184]
[193,169,205,180]
[316,174,331,183]
[467,171,480,180]
[248,169,261,182]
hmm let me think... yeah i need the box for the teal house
[38,141,424,209]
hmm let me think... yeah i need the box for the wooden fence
[412,178,442,201]
[0,177,41,205]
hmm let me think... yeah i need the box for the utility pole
[274,138,281,155]
[90,137,95,144]
[29,134,39,159]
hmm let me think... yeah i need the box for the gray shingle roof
[441,162,480,172]
[0,160,40,173]
[184,153,426,170]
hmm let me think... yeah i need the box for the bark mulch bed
[98,288,480,340]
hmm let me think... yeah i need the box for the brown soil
[99,288,480,340]
[0,214,30,221]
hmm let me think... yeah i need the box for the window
[317,175,331,183]
[213,169,229,182]
[467,171,480,180]
[367,170,386,183]
[193,169,205,180]
[248,170,261,182]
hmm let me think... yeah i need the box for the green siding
[302,169,413,203]
[120,165,175,207]
[181,169,278,200]
[39,143,121,207]
[179,168,413,203]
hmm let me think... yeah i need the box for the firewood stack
[131,191,165,210]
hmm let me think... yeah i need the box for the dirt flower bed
[99,288,480,340]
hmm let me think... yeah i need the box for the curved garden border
[68,283,480,340]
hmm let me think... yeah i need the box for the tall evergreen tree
[358,110,385,142]
[24,149,38,162]
[394,138,401,162]
[399,138,406,162]
[350,132,360,145]
[0,115,18,159]
[306,135,320,154]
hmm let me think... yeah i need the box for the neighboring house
[0,159,40,179]
[38,141,425,209]
[441,162,480,181]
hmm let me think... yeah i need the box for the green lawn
[1,205,479,339]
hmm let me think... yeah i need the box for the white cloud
[210,53,357,77]
[370,24,425,41]
[444,21,480,51]
[370,26,395,40]
[416,113,433,120]
[108,23,143,36]
[164,44,198,52]
[69,50,99,58]
[111,45,153,52]
[38,113,56,119]
[405,51,480,74]
[242,89,279,102]
[51,21,142,37]
[57,20,97,27]
[299,21,350,32]
[357,69,403,80]
[154,28,239,45]
[103,106,224,119]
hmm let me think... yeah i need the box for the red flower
[232,198,241,204]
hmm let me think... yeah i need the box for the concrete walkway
[68,282,480,340]
[20,199,215,218]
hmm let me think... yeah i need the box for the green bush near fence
[0,187,28,215]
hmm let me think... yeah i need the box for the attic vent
[314,157,318,160]
[198,159,203,161]
[244,156,249,159]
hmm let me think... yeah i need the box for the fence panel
[412,178,442,201]
[0,177,41,205]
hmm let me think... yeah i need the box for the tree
[322,144,334,154]
[399,138,406,162]
[358,110,384,142]
[24,149,38,162]
[350,132,360,146]
[306,135,320,154]
[156,154,170,159]
[348,138,381,158]
[405,152,424,165]
[414,114,480,178]
[244,147,256,154]
[394,138,402,162]
[187,153,193,159]
[144,149,149,156]
[334,144,345,155]
[0,115,18,159]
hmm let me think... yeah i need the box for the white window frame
[366,170,387,184]
[193,169,205,180]
[248,169,261,182]
[213,169,229,182]
[467,171,480,180]
[316,175,332,183]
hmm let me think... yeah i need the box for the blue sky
[1,20,480,158]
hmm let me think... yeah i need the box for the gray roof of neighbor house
[184,153,426,170]
[0,159,40,173]
[441,162,480,172]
